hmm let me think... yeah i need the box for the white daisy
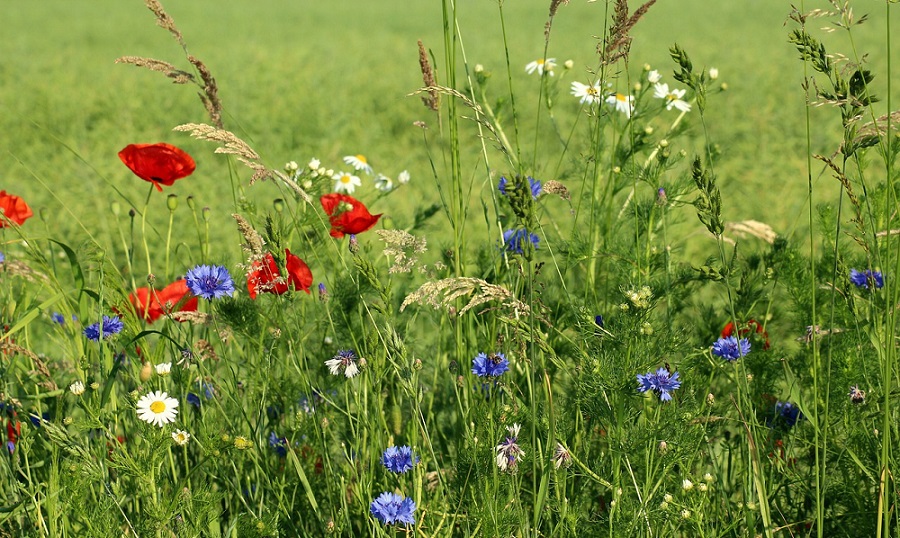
[155,362,172,376]
[374,174,394,192]
[653,83,691,112]
[136,391,179,428]
[69,380,85,396]
[605,92,635,118]
[332,171,362,194]
[571,81,603,105]
[171,429,191,446]
[647,69,661,83]
[525,58,556,76]
[343,154,373,174]
[397,170,410,184]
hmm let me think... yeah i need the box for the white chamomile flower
[605,93,635,118]
[155,362,172,376]
[136,390,179,428]
[525,58,556,76]
[647,69,661,83]
[69,380,85,396]
[343,154,373,174]
[571,81,604,105]
[284,161,299,173]
[308,158,321,170]
[653,83,691,112]
[171,429,191,446]
[374,174,394,192]
[397,170,410,184]
[332,171,362,194]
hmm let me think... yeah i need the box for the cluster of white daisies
[525,57,718,119]
[285,155,409,195]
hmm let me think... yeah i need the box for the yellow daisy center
[355,154,367,164]
[586,87,599,96]
[616,93,628,102]
[150,401,166,413]
[340,175,352,184]
[537,59,545,65]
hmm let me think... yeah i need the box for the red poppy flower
[0,191,33,227]
[128,279,198,323]
[722,319,770,350]
[118,143,196,192]
[319,193,382,238]
[247,249,313,299]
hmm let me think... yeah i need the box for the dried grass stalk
[170,311,210,325]
[377,230,427,274]
[725,220,778,244]
[418,40,439,111]
[232,214,267,270]
[187,54,223,129]
[173,123,275,184]
[401,277,530,317]
[114,56,195,84]
[541,180,570,201]
[600,0,657,65]
[144,0,185,47]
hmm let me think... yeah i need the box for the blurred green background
[2,0,898,264]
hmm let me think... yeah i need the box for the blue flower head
[269,432,289,457]
[503,228,539,255]
[51,312,66,325]
[185,264,235,300]
[370,492,416,526]
[712,336,750,362]
[850,268,884,289]
[0,252,5,263]
[382,445,419,473]
[83,315,124,341]
[499,176,542,199]
[636,367,682,402]
[770,401,803,429]
[472,352,510,378]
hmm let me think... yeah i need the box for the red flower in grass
[118,143,196,192]
[128,279,198,323]
[0,191,33,227]
[247,249,313,299]
[722,319,770,350]
[320,193,381,238]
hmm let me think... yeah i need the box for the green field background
[2,0,898,262]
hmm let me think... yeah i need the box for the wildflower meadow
[3,0,900,536]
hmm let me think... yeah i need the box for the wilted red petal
[0,190,33,228]
[129,279,198,323]
[319,193,382,238]
[247,249,313,299]
[118,143,196,192]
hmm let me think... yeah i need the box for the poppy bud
[167,194,178,211]
[129,208,137,218]
[111,202,121,216]
[186,196,196,210]
[202,207,211,222]
[273,199,285,213]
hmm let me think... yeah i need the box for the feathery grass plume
[690,157,723,236]
[0,341,41,362]
[847,110,900,153]
[187,54,224,129]
[143,0,185,47]
[417,40,439,111]
[814,153,865,240]
[724,220,778,245]
[114,56,194,84]
[1,260,48,283]
[170,310,210,325]
[232,213,267,268]
[173,123,273,184]
[545,0,569,39]
[376,229,427,274]
[401,277,530,316]
[195,339,219,361]
[600,0,657,65]
[409,85,510,158]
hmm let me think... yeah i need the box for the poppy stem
[141,185,154,280]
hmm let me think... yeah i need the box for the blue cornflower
[381,445,419,473]
[498,176,542,199]
[503,228,539,255]
[711,336,750,362]
[0,252,5,263]
[774,401,803,428]
[51,312,66,325]
[185,264,235,300]
[370,492,416,526]
[186,393,202,408]
[495,423,524,472]
[83,315,124,341]
[269,432,289,457]
[850,268,884,289]
[472,352,510,378]
[636,367,682,402]
[594,315,605,328]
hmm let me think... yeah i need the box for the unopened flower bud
[129,208,137,218]
[140,361,153,382]
[644,126,654,135]
[202,207,211,222]
[474,64,484,73]
[186,196,196,210]
[318,282,328,301]
[348,234,360,254]
[659,139,669,148]
[658,441,668,455]
[413,358,423,371]
[167,194,178,211]
[708,67,719,80]
[273,199,285,213]
[111,202,121,216]
[564,59,574,70]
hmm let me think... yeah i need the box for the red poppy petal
[0,191,34,227]
[118,143,196,192]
